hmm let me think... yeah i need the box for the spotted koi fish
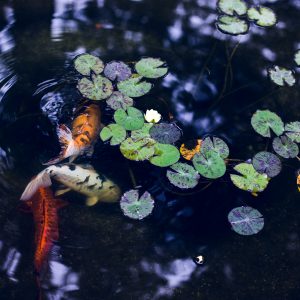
[45,103,101,165]
[21,164,121,206]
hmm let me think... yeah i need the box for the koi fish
[45,103,101,165]
[20,164,121,206]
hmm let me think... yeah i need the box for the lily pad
[104,61,132,82]
[201,136,229,159]
[272,135,299,158]
[120,137,156,161]
[131,123,153,140]
[149,143,180,167]
[120,189,154,220]
[294,50,300,67]
[193,150,226,179]
[167,163,200,189]
[77,75,113,100]
[251,110,284,138]
[135,58,168,79]
[252,151,282,178]
[149,123,181,144]
[100,124,126,146]
[117,75,152,98]
[74,54,104,76]
[284,122,300,143]
[228,206,264,236]
[106,92,133,110]
[180,139,202,161]
[268,66,296,87]
[247,6,277,27]
[230,163,269,193]
[114,107,144,131]
[216,15,249,36]
[217,0,247,16]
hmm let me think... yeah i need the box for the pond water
[0,0,300,299]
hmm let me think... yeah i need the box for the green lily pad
[272,135,299,158]
[120,189,154,220]
[230,163,269,193]
[285,122,300,143]
[294,50,300,67]
[167,163,200,189]
[77,75,113,100]
[149,123,182,144]
[106,92,133,110]
[100,124,126,146]
[192,150,226,179]
[74,54,104,76]
[149,143,180,167]
[268,66,296,87]
[131,123,153,140]
[247,6,277,27]
[135,58,168,79]
[114,107,144,131]
[216,15,249,36]
[104,61,132,82]
[252,151,282,178]
[228,206,264,236]
[217,0,247,16]
[120,137,156,161]
[251,110,284,138]
[117,75,152,98]
[201,136,229,159]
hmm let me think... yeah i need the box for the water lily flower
[144,109,161,123]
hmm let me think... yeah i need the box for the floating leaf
[216,15,249,35]
[252,151,282,178]
[251,110,284,138]
[230,163,269,193]
[149,123,181,144]
[114,107,144,131]
[167,163,200,189]
[135,58,168,79]
[180,139,202,161]
[120,189,154,220]
[193,150,226,179]
[106,92,133,110]
[284,122,300,143]
[131,123,153,140]
[228,206,264,236]
[149,143,180,167]
[100,124,126,146]
[117,75,152,98]
[294,50,300,67]
[217,0,247,16]
[77,75,113,100]
[268,66,296,87]
[74,54,104,76]
[120,137,156,161]
[247,6,277,27]
[272,135,299,158]
[104,61,132,82]
[201,136,229,159]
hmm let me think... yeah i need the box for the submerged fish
[45,103,101,165]
[21,164,121,206]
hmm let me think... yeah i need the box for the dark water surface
[0,0,300,299]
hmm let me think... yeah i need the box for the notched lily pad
[149,143,180,167]
[149,123,181,144]
[217,0,247,16]
[167,162,200,189]
[114,107,144,131]
[104,61,132,82]
[247,6,277,27]
[284,121,300,143]
[74,53,104,76]
[228,206,264,236]
[193,150,226,179]
[100,124,126,146]
[106,91,133,110]
[201,136,229,159]
[251,110,284,138]
[131,123,153,141]
[252,151,281,178]
[272,135,299,158]
[268,66,296,87]
[117,75,152,98]
[120,189,154,220]
[135,58,168,79]
[216,15,249,36]
[294,50,300,67]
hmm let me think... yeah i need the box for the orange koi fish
[45,103,101,165]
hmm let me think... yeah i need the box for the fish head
[98,180,121,203]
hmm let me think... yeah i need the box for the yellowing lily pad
[149,143,180,167]
[114,107,144,131]
[100,124,127,146]
[247,6,277,27]
[135,58,168,79]
[117,75,152,98]
[74,53,104,76]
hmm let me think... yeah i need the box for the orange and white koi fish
[45,103,101,165]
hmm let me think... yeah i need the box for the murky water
[0,0,300,299]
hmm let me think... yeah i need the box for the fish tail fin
[20,171,52,201]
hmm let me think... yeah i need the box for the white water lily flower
[144,109,161,123]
